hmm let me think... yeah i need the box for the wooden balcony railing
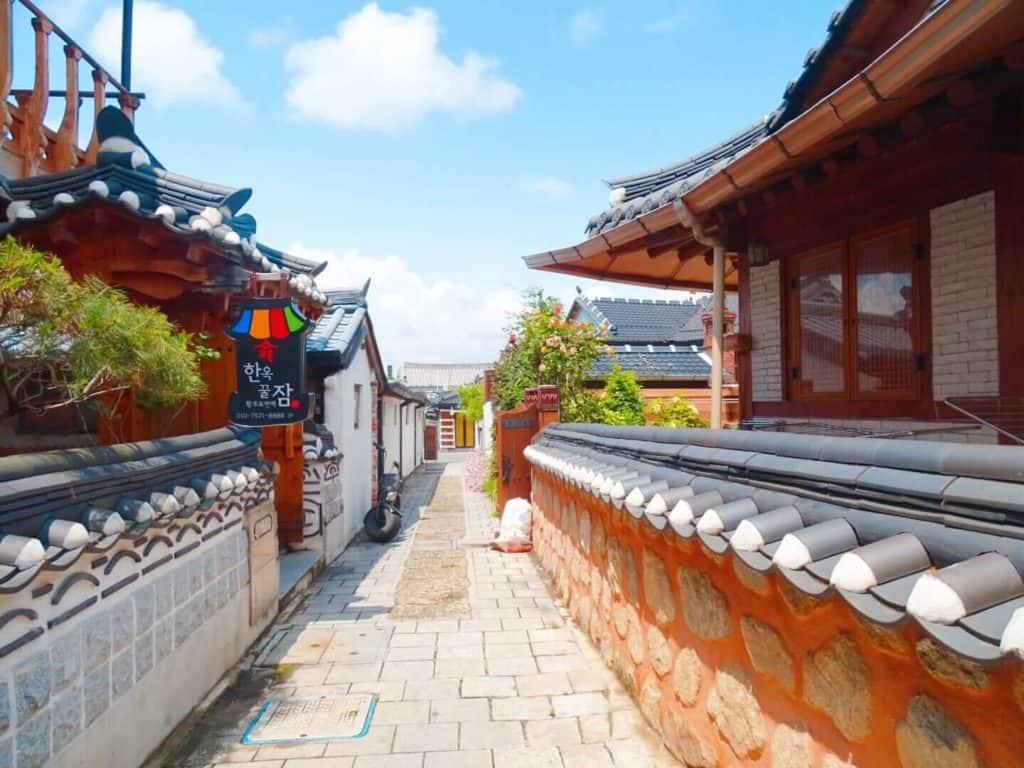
[1,0,143,179]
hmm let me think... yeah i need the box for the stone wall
[0,484,278,768]
[749,262,782,402]
[530,472,1023,768]
[930,190,998,399]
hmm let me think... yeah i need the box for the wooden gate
[455,413,476,448]
[495,404,539,512]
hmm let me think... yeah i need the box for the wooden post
[0,0,12,139]
[52,44,81,171]
[18,15,52,177]
[711,244,725,429]
[84,68,107,163]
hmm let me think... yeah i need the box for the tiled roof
[584,0,946,238]
[384,380,428,404]
[588,120,771,236]
[0,107,327,303]
[590,343,710,382]
[402,362,491,389]
[306,282,371,371]
[0,427,270,596]
[571,289,738,344]
[527,424,1024,662]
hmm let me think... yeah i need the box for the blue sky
[41,0,838,367]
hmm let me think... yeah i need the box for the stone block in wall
[49,629,81,696]
[154,617,173,661]
[672,647,702,707]
[111,648,133,702]
[914,639,988,690]
[82,612,111,669]
[14,709,49,768]
[646,626,672,678]
[677,566,730,639]
[770,723,811,768]
[707,667,766,758]
[740,617,795,693]
[134,585,155,636]
[0,680,8,736]
[83,663,109,727]
[0,736,11,768]
[895,694,981,768]
[802,634,871,742]
[661,707,717,767]
[13,650,50,725]
[135,631,154,683]
[111,599,134,655]
[50,683,82,754]
[639,677,662,728]
[642,550,675,627]
[154,573,174,619]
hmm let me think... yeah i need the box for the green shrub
[645,396,708,428]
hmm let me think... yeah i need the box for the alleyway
[160,455,677,768]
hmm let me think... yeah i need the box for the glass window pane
[798,247,846,394]
[854,228,915,394]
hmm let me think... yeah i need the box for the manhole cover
[242,694,377,744]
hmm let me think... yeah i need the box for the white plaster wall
[750,261,783,401]
[930,190,999,399]
[482,401,495,453]
[381,395,403,478]
[401,405,417,477]
[323,348,375,551]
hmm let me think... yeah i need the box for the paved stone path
[163,455,676,768]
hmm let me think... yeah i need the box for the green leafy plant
[599,365,645,425]
[456,381,484,423]
[0,237,216,417]
[645,396,709,428]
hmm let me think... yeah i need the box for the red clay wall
[530,470,1024,768]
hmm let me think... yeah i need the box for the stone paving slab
[161,458,676,768]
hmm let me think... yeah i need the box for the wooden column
[51,44,82,171]
[710,244,725,429]
[995,87,1024,399]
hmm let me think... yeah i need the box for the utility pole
[121,0,133,90]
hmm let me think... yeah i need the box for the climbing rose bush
[494,289,608,422]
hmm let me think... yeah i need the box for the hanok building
[522,1,1024,766]
[567,288,740,423]
[403,361,490,450]
[0,5,332,766]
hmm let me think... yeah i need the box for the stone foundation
[530,472,1024,767]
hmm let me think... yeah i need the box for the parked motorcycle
[363,446,403,543]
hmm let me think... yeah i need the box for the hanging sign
[523,388,539,407]
[538,385,560,413]
[226,298,311,427]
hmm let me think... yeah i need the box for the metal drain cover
[242,694,377,744]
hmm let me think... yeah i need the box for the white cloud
[46,0,99,30]
[569,9,602,45]
[647,5,695,34]
[519,177,573,198]
[294,245,522,365]
[283,3,521,131]
[89,1,243,108]
[247,21,297,51]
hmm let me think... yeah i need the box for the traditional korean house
[0,4,330,766]
[306,281,389,559]
[403,361,490,450]
[381,380,428,479]
[520,1,1024,765]
[567,288,740,422]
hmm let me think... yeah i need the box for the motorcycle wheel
[364,503,401,543]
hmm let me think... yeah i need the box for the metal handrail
[943,398,1024,445]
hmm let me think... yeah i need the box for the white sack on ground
[492,497,532,553]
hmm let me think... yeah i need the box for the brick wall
[930,190,998,399]
[750,262,782,402]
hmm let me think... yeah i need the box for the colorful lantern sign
[227,298,311,427]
